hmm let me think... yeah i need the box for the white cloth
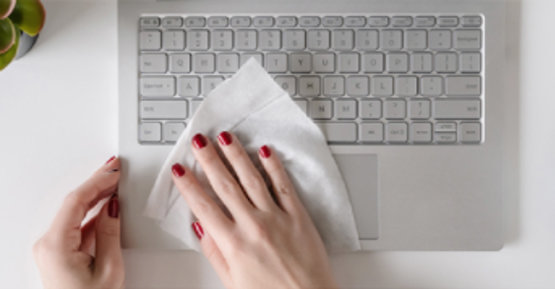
[144,59,360,253]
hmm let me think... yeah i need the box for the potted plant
[0,0,45,70]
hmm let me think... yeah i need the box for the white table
[1,0,554,288]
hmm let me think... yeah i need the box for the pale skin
[34,131,338,289]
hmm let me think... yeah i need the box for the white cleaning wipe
[144,59,360,252]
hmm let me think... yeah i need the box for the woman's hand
[172,132,338,289]
[33,157,124,289]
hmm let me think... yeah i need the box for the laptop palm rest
[333,154,379,240]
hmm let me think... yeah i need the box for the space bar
[316,122,357,143]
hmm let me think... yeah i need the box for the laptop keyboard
[138,14,484,145]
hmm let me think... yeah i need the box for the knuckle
[218,177,239,196]
[97,224,120,238]
[242,175,267,193]
[276,183,295,196]
[249,220,271,242]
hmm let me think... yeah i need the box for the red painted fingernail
[172,163,185,177]
[218,131,233,146]
[192,221,204,240]
[259,145,271,158]
[106,156,116,164]
[192,133,207,149]
[108,195,119,218]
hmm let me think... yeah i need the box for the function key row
[140,15,482,29]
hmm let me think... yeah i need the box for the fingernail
[217,131,233,146]
[259,145,271,158]
[172,163,185,177]
[108,195,119,218]
[192,133,207,149]
[106,156,116,164]
[192,221,204,240]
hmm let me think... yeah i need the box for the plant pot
[15,31,39,59]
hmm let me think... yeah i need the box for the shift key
[140,76,175,97]
[446,76,481,96]
[435,99,481,119]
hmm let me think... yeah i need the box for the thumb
[94,195,124,287]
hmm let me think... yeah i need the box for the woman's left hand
[33,157,124,289]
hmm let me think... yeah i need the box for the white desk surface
[1,0,554,288]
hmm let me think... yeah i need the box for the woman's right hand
[171,132,338,289]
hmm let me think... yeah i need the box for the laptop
[118,0,509,250]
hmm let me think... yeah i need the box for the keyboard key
[338,53,360,73]
[140,76,175,97]
[460,122,481,143]
[323,76,345,96]
[462,16,482,27]
[299,76,320,97]
[445,76,481,96]
[411,52,433,73]
[163,30,185,50]
[190,99,203,115]
[259,30,281,50]
[360,123,384,142]
[322,16,343,27]
[395,76,418,96]
[236,30,257,50]
[420,76,443,96]
[345,16,366,27]
[333,30,355,50]
[360,99,382,119]
[140,100,187,119]
[386,122,408,143]
[184,16,206,27]
[202,76,225,96]
[188,30,209,50]
[276,16,297,27]
[240,53,263,66]
[409,99,431,119]
[230,16,251,27]
[309,99,333,119]
[212,30,233,50]
[299,16,321,27]
[387,53,409,73]
[293,100,307,114]
[435,52,458,73]
[363,53,384,72]
[435,132,457,143]
[460,53,481,73]
[382,30,403,50]
[266,53,288,73]
[307,30,331,50]
[140,54,167,73]
[313,53,335,73]
[346,76,369,97]
[193,53,215,73]
[411,122,432,143]
[392,16,413,27]
[415,16,435,27]
[207,16,228,27]
[253,16,275,27]
[169,54,191,73]
[435,122,457,132]
[274,76,296,96]
[139,122,162,142]
[405,30,427,50]
[434,99,481,119]
[164,122,186,142]
[371,76,394,97]
[284,30,306,50]
[178,76,200,97]
[217,53,239,73]
[368,16,389,27]
[290,53,312,73]
[316,122,357,143]
[357,30,379,50]
[429,30,451,50]
[454,30,481,50]
[140,17,160,28]
[335,99,357,119]
[438,16,459,27]
[162,17,182,28]
[384,99,406,119]
[140,31,162,50]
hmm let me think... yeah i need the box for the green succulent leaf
[8,0,45,36]
[0,0,16,19]
[0,17,15,53]
[0,25,18,70]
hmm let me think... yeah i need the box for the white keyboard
[138,14,484,145]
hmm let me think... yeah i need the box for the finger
[50,156,120,250]
[192,221,231,284]
[79,216,97,255]
[172,163,233,241]
[191,133,253,219]
[216,131,276,211]
[258,145,306,217]
[94,195,124,288]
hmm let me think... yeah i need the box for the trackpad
[333,154,379,240]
